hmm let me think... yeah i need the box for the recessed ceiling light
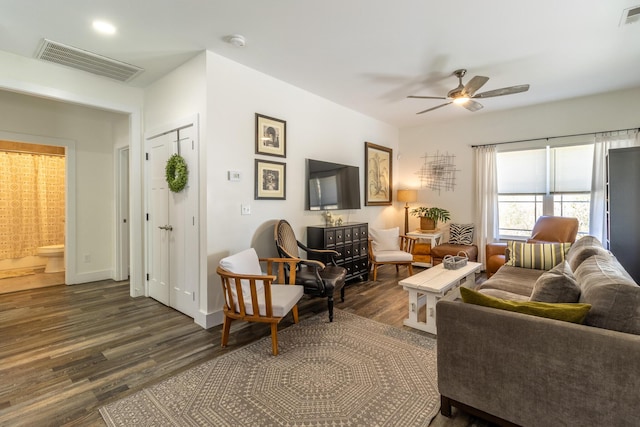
[92,20,117,35]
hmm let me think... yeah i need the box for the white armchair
[368,227,416,281]
[217,248,304,356]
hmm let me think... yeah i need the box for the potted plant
[410,207,451,231]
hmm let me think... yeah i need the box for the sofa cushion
[431,243,478,261]
[478,288,530,301]
[460,287,591,324]
[575,254,640,334]
[505,241,571,270]
[219,248,265,315]
[564,235,603,269]
[369,227,400,252]
[568,246,611,272]
[529,261,581,303]
[372,250,413,262]
[477,265,544,297]
[449,223,474,245]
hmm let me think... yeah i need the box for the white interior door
[145,124,199,317]
[170,126,198,316]
[147,133,171,305]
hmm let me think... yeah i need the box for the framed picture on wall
[255,113,286,158]
[255,159,286,200]
[365,142,393,206]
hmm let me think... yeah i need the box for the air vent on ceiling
[35,39,143,82]
[621,5,640,26]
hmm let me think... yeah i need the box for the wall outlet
[241,204,251,215]
[228,170,241,181]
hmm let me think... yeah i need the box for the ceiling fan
[408,69,529,114]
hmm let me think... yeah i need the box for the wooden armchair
[368,227,417,281]
[218,248,304,356]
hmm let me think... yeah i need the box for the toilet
[37,244,65,273]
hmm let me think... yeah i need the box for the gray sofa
[436,236,640,427]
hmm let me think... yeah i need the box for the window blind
[551,144,594,192]
[497,144,593,195]
[497,148,547,194]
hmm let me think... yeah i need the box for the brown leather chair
[486,216,579,278]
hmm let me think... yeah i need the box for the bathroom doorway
[0,140,66,294]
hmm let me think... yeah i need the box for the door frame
[0,80,144,298]
[115,146,130,281]
[0,130,77,284]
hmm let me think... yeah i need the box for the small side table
[406,230,443,267]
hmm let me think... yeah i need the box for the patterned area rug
[100,310,439,426]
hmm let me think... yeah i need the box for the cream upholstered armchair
[486,216,579,278]
[274,219,347,322]
[218,248,304,356]
[368,227,416,281]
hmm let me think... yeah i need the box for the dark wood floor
[0,265,493,427]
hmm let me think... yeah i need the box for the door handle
[158,225,173,231]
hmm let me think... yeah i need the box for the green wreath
[165,154,189,192]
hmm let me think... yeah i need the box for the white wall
[0,90,128,281]
[144,52,209,324]
[144,51,399,327]
[399,87,640,234]
[0,50,145,292]
[204,52,399,323]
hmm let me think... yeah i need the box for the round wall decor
[165,154,188,192]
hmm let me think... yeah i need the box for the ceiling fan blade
[461,75,489,97]
[461,99,484,112]
[473,84,530,99]
[407,95,447,100]
[416,102,452,114]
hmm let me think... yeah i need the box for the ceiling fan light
[453,97,469,104]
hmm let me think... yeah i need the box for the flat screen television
[306,159,361,210]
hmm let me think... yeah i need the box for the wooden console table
[307,222,369,281]
[406,230,443,267]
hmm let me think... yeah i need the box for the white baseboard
[194,308,223,329]
[67,269,112,285]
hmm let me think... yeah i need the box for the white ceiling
[2,0,640,127]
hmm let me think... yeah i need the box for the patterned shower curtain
[0,152,65,259]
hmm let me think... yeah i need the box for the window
[497,144,593,238]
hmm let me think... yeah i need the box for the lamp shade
[397,189,417,203]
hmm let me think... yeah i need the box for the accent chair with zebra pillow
[430,224,478,266]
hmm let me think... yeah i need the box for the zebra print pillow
[449,224,474,245]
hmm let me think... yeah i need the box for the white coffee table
[399,262,482,335]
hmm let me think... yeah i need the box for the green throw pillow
[460,287,591,324]
[505,241,571,270]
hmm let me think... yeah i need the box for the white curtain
[590,129,639,245]
[474,145,498,269]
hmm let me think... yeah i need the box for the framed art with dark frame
[255,113,286,158]
[365,142,393,206]
[255,159,286,200]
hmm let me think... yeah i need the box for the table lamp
[397,189,418,234]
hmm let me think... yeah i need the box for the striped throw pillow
[449,224,474,245]
[506,241,572,270]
